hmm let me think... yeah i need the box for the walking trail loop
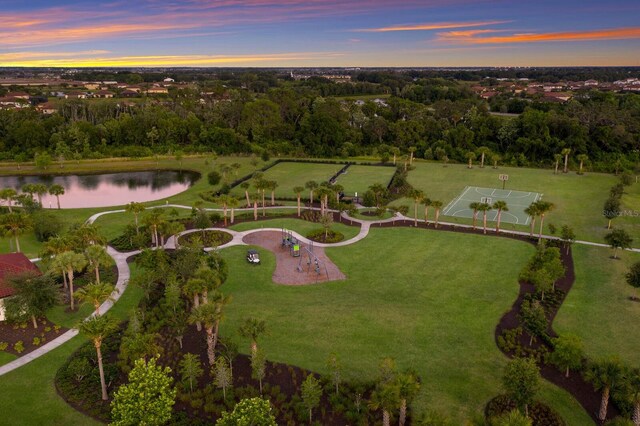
[1,203,636,376]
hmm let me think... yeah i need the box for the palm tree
[33,183,48,206]
[305,180,318,206]
[477,202,492,234]
[0,212,32,253]
[333,183,344,204]
[125,202,146,234]
[477,146,491,168]
[240,181,251,207]
[189,295,230,366]
[254,178,268,217]
[72,224,106,250]
[410,189,424,227]
[368,383,400,426]
[239,317,267,358]
[215,194,230,226]
[142,209,166,248]
[524,202,540,237]
[561,148,571,173]
[21,183,37,202]
[431,200,443,228]
[227,197,239,224]
[396,372,420,426]
[78,314,119,401]
[267,180,278,206]
[293,186,304,217]
[48,184,65,209]
[85,244,112,285]
[577,154,588,175]
[553,153,562,174]
[585,358,624,422]
[75,282,116,315]
[54,251,87,311]
[422,198,432,225]
[0,188,17,212]
[183,277,206,331]
[41,235,73,288]
[369,183,386,208]
[466,151,476,169]
[493,200,509,233]
[535,201,555,241]
[469,202,480,230]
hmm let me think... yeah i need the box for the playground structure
[281,228,300,257]
[296,240,330,282]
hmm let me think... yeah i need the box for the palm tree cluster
[368,357,421,426]
[0,183,66,211]
[524,200,555,241]
[39,224,114,312]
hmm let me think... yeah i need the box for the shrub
[0,342,8,351]
[32,337,41,346]
[485,395,566,425]
[306,229,344,243]
[14,341,24,353]
[207,171,222,186]
[32,211,64,241]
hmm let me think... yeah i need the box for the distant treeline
[0,72,638,172]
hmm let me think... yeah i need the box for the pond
[0,170,200,208]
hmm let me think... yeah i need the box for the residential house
[65,91,87,99]
[84,82,100,90]
[5,92,30,100]
[0,253,41,321]
[146,86,169,95]
[584,79,599,86]
[93,90,115,99]
[36,102,58,114]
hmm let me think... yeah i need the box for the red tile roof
[0,253,41,298]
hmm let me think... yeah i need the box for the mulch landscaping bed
[242,231,346,285]
[0,319,67,356]
[178,230,233,247]
[494,243,620,423]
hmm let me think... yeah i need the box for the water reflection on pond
[0,170,199,208]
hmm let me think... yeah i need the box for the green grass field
[230,161,341,199]
[399,161,627,244]
[335,164,396,197]
[218,226,592,424]
[0,351,17,367]
[555,245,640,365]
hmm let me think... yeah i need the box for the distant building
[146,86,169,95]
[65,91,87,99]
[584,79,599,86]
[0,253,41,321]
[84,82,100,90]
[5,92,30,100]
[36,102,58,114]
[93,90,115,99]
[163,77,175,83]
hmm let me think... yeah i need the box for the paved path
[3,203,637,375]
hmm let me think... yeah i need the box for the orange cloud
[357,20,510,32]
[438,26,640,44]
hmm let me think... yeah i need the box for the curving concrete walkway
[2,202,638,376]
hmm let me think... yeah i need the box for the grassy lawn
[335,165,396,197]
[555,245,640,365]
[0,263,144,425]
[399,161,622,244]
[230,161,341,199]
[230,217,361,241]
[218,227,592,424]
[0,351,17,367]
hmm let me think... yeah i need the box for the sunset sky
[1,0,639,67]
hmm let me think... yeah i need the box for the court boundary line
[442,186,470,216]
